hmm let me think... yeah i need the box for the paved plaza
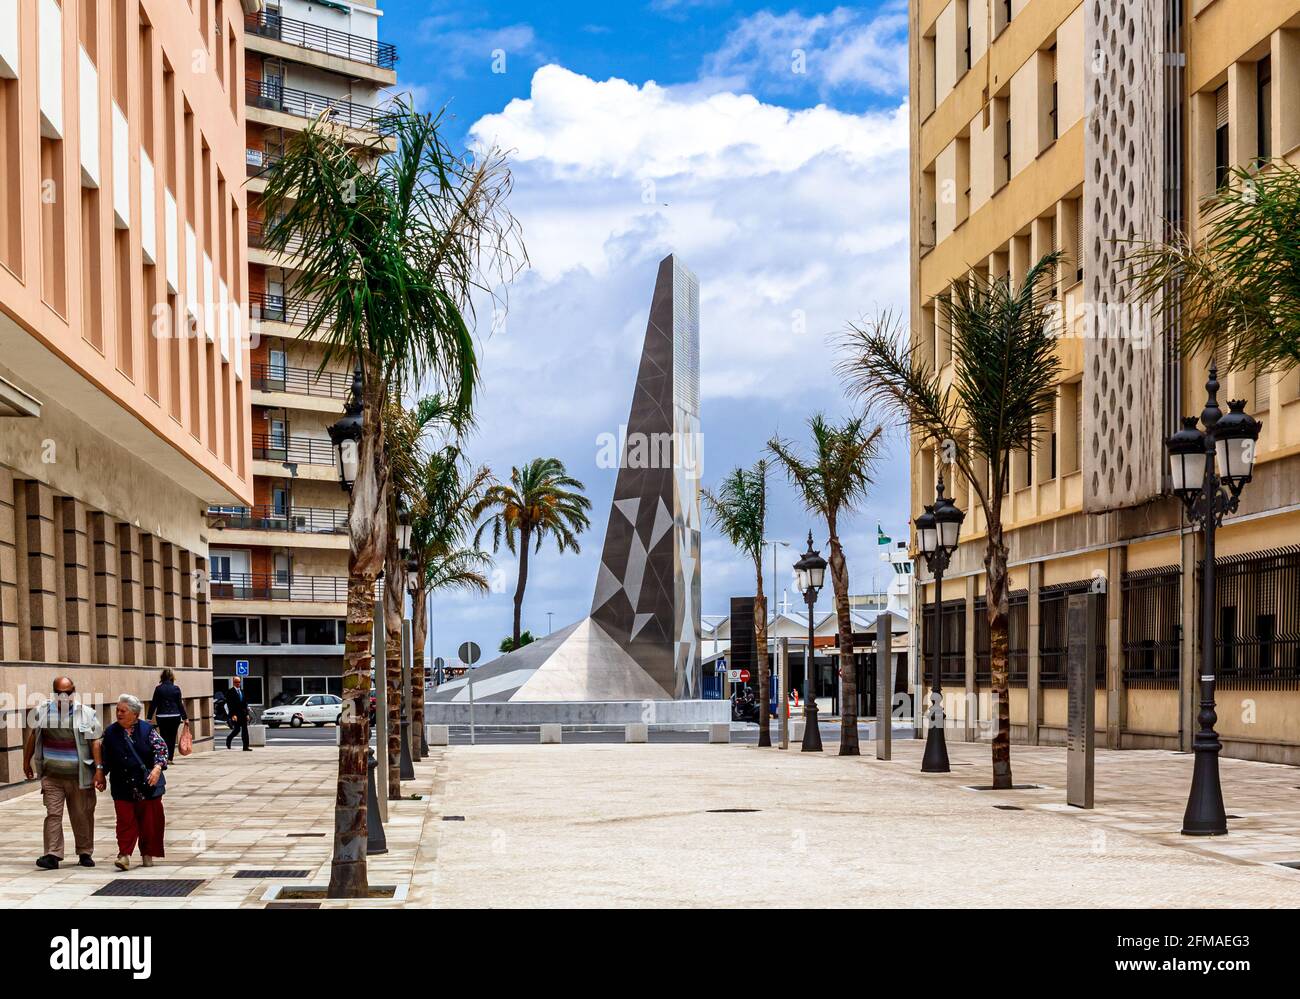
[1,738,1299,908]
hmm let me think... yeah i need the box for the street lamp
[327,364,363,493]
[396,500,412,558]
[915,474,965,774]
[1168,364,1261,836]
[793,531,827,752]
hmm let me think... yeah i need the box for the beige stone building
[205,0,395,711]
[909,0,1300,764]
[0,0,257,782]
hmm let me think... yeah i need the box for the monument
[428,254,706,715]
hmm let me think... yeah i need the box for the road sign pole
[468,675,475,746]
[779,638,789,750]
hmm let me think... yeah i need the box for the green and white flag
[876,524,891,546]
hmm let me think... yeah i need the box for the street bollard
[366,749,387,855]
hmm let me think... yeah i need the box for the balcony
[251,361,351,400]
[248,290,317,327]
[246,147,282,179]
[245,78,387,133]
[245,10,397,70]
[210,572,348,603]
[247,216,303,255]
[253,432,336,466]
[207,504,347,534]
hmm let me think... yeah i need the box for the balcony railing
[253,432,336,466]
[210,572,348,603]
[245,78,387,133]
[245,146,282,178]
[247,216,303,254]
[251,361,351,400]
[245,10,397,70]
[207,505,347,534]
[248,290,318,327]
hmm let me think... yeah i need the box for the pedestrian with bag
[100,694,169,870]
[147,668,190,762]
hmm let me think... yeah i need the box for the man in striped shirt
[22,677,105,870]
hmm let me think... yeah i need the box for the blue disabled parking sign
[235,660,250,677]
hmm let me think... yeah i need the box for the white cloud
[703,4,910,99]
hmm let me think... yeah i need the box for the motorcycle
[730,686,760,723]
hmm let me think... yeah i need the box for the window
[212,616,246,643]
[210,554,232,581]
[272,487,288,516]
[963,2,972,74]
[281,675,343,698]
[1257,56,1272,161]
[290,618,342,645]
[1215,84,1229,189]
[1048,46,1058,142]
[273,553,290,585]
[215,675,264,705]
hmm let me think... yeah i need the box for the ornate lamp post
[1168,364,1261,836]
[915,475,965,773]
[396,500,413,559]
[327,364,364,494]
[793,532,827,752]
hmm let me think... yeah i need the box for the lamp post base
[1181,745,1228,836]
[921,724,950,773]
[801,704,823,753]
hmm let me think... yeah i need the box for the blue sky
[375,1,914,663]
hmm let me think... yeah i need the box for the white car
[261,694,343,728]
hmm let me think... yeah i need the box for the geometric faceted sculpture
[429,254,702,703]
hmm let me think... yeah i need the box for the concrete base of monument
[422,698,729,730]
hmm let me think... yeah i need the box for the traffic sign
[433,657,446,670]
[235,660,250,677]
[458,641,481,666]
[739,668,751,683]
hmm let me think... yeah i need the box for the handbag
[178,721,193,757]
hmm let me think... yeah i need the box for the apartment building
[205,0,395,710]
[0,0,255,779]
[909,0,1300,764]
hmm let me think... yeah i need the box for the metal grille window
[974,591,1028,685]
[921,598,967,686]
[1121,566,1181,688]
[1039,580,1107,688]
[1212,547,1300,689]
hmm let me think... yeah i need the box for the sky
[376,0,914,665]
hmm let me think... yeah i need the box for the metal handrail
[209,571,348,602]
[245,78,387,132]
[246,216,302,253]
[250,361,350,399]
[252,432,336,466]
[247,290,317,327]
[245,10,397,70]
[207,505,347,534]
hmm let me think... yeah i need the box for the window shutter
[1216,85,1229,127]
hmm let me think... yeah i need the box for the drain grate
[93,878,205,898]
[267,901,321,909]
[285,832,326,838]
[965,784,1043,791]
[993,805,1023,811]
[442,815,465,821]
[234,870,311,879]
[707,808,761,813]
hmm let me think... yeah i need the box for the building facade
[909,0,1300,764]
[0,0,255,782]
[205,0,395,710]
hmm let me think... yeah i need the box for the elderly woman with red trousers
[100,693,169,870]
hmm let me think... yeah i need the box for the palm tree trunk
[329,377,387,899]
[753,560,770,747]
[383,528,404,799]
[828,529,858,755]
[985,524,1013,788]
[512,525,531,647]
[412,582,428,760]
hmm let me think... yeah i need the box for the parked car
[261,694,344,728]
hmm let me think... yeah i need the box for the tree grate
[285,832,326,837]
[92,879,205,898]
[993,805,1024,811]
[964,784,1043,791]
[706,808,761,813]
[442,815,465,821]
[234,870,311,878]
[267,901,322,909]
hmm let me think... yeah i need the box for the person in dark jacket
[147,669,189,762]
[100,694,168,871]
[224,676,252,752]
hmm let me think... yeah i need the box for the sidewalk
[0,747,445,908]
[1,737,1298,907]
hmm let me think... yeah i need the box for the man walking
[22,677,105,869]
[224,676,252,752]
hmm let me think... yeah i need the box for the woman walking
[101,694,168,871]
[147,669,188,762]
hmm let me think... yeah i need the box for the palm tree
[1128,161,1300,375]
[260,101,524,897]
[702,461,771,747]
[410,448,493,754]
[500,631,538,653]
[837,253,1062,788]
[474,458,592,648]
[768,416,883,755]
